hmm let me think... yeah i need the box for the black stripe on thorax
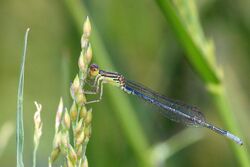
[100,70,121,78]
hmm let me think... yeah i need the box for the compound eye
[90,64,99,70]
[89,64,99,77]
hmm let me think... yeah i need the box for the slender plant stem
[33,145,37,167]
[62,1,151,166]
[155,0,250,166]
[156,0,220,84]
[16,28,30,167]
[151,128,204,166]
[210,88,250,167]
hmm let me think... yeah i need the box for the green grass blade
[156,0,220,84]
[16,28,30,167]
[211,90,250,167]
[151,128,204,166]
[62,1,151,166]
[155,0,250,166]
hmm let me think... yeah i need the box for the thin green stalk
[210,88,250,167]
[33,145,38,167]
[150,128,204,166]
[155,0,250,166]
[16,28,30,167]
[62,1,150,166]
[156,0,220,84]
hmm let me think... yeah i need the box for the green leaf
[156,1,250,166]
[156,0,220,84]
[16,28,30,167]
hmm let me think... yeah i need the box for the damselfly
[84,64,243,145]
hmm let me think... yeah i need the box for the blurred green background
[0,0,249,167]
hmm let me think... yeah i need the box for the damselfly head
[89,64,99,77]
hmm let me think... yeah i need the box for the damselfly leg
[84,76,106,104]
